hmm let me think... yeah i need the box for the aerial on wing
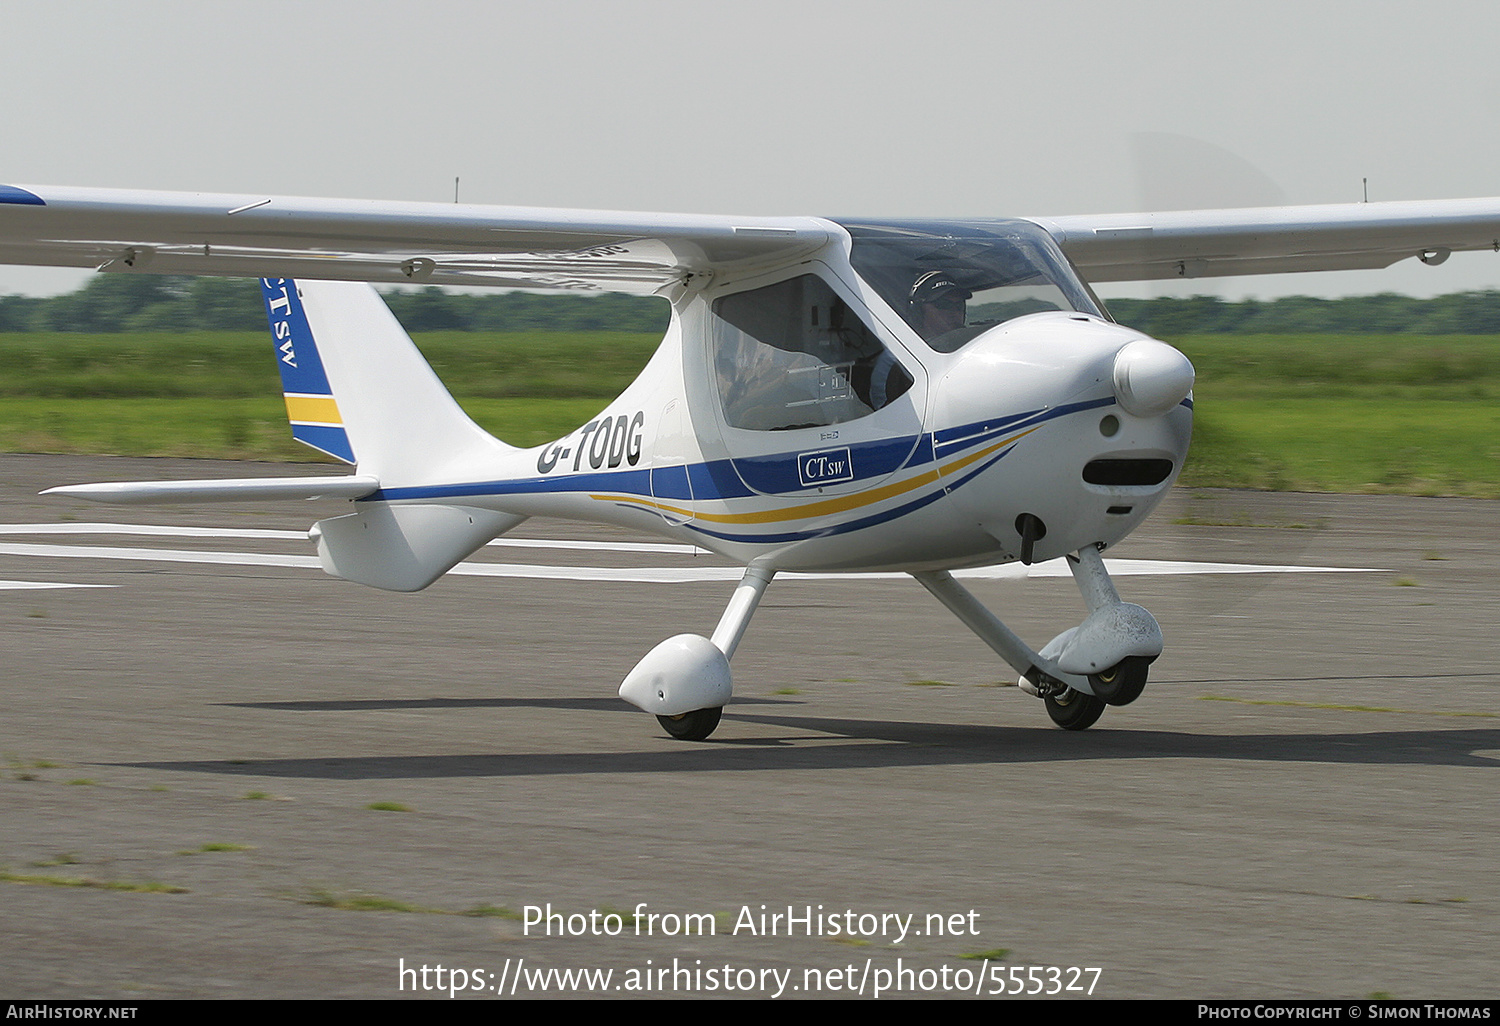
[4,181,1496,740]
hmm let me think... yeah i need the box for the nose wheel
[1088,655,1152,706]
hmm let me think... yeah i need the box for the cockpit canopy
[836,218,1108,353]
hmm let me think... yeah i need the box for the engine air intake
[1082,458,1174,487]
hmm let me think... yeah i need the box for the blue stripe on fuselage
[672,445,1017,546]
[363,399,1117,514]
[729,434,918,494]
[931,397,1115,457]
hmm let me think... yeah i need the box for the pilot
[909,270,971,342]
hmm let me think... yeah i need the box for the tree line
[1104,292,1500,336]
[0,276,671,334]
[4,273,1500,335]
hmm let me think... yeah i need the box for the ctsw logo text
[262,278,297,368]
[798,447,854,487]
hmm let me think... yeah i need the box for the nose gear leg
[1045,544,1161,706]
[912,545,1163,730]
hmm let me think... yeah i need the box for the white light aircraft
[2,184,1497,739]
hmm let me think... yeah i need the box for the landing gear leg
[710,563,777,663]
[911,570,1099,727]
[619,563,777,741]
[912,559,1161,730]
[911,570,1057,685]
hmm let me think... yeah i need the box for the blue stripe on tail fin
[260,278,356,464]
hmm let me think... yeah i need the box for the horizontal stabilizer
[42,476,380,505]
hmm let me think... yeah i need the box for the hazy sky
[4,0,1498,300]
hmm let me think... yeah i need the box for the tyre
[656,706,723,741]
[1088,655,1151,707]
[1044,688,1106,730]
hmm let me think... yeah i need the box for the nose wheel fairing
[1046,545,1163,680]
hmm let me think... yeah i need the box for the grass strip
[1,330,1498,496]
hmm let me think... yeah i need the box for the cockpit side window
[839,219,1108,353]
[712,274,913,432]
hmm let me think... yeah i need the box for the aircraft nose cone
[1112,339,1195,417]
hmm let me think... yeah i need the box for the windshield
[836,218,1107,353]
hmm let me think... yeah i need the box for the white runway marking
[0,579,115,590]
[0,542,320,570]
[0,524,1383,584]
[0,522,305,540]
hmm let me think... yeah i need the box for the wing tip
[0,185,45,206]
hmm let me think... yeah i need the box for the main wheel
[1044,688,1106,730]
[656,706,723,741]
[1088,655,1151,707]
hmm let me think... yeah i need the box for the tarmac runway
[2,454,1496,999]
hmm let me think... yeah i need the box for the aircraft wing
[6,183,1500,291]
[0,184,832,295]
[1029,198,1500,282]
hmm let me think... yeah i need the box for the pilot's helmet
[909,270,972,311]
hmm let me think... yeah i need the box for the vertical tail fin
[260,278,512,481]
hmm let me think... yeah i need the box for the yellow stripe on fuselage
[591,426,1037,525]
[283,394,343,426]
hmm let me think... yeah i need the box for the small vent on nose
[1083,459,1174,486]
